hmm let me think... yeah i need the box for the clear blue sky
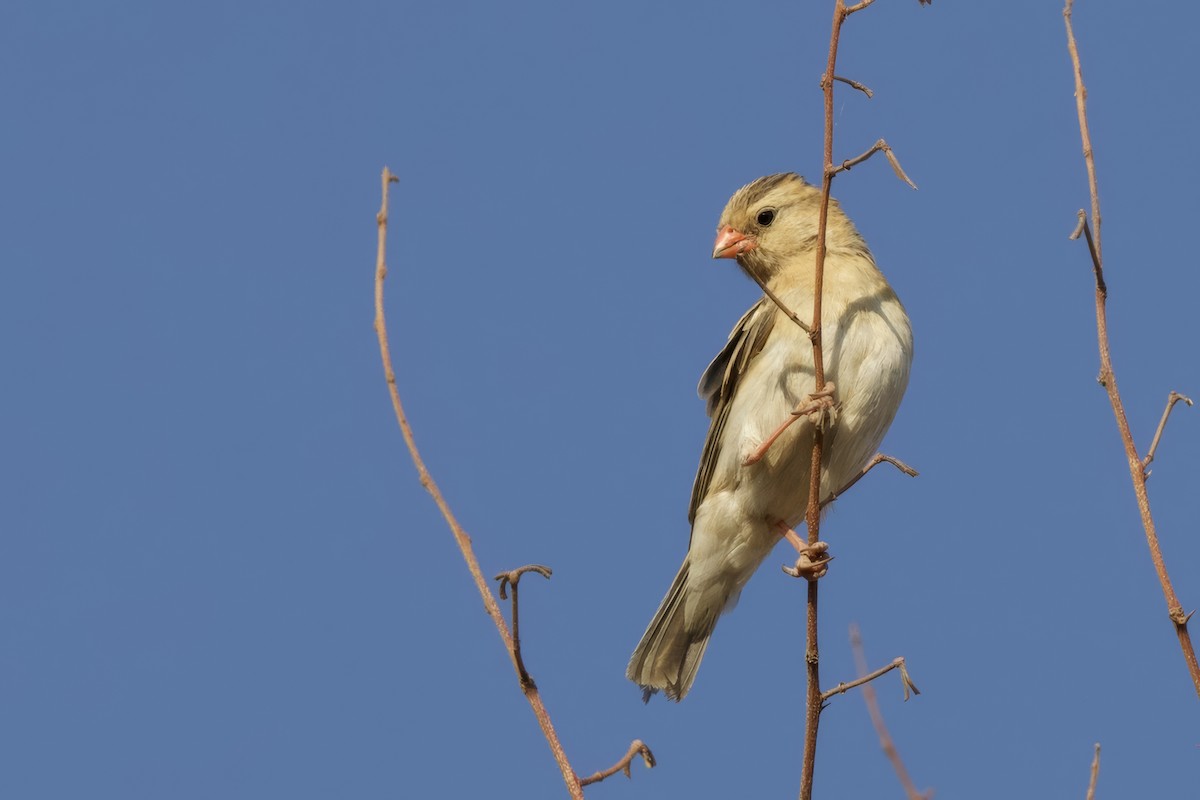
[3,1,1198,797]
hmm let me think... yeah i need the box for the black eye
[756,208,776,227]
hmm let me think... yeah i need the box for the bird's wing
[688,297,777,524]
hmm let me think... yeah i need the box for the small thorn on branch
[577,740,656,787]
[833,75,874,98]
[494,564,553,688]
[828,139,918,189]
[1142,391,1193,474]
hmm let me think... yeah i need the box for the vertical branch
[1063,2,1200,697]
[373,168,587,798]
[799,2,876,798]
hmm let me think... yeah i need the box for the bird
[627,173,913,701]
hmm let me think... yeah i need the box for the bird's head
[713,173,855,284]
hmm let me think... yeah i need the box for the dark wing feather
[688,298,776,524]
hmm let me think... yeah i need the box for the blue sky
[3,1,1199,797]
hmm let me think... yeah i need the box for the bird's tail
[626,559,723,702]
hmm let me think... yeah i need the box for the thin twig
[373,169,587,799]
[577,740,656,787]
[821,453,918,508]
[829,138,918,190]
[495,565,553,689]
[1085,743,1100,800]
[849,625,930,800]
[833,75,874,98]
[1063,2,1200,697]
[1142,391,1193,473]
[821,657,917,702]
[746,269,812,333]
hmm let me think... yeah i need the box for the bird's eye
[756,208,776,227]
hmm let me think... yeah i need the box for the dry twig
[1063,0,1200,697]
[849,625,930,800]
[1142,391,1193,475]
[830,138,918,189]
[821,453,918,508]
[1085,743,1100,800]
[374,169,585,798]
[833,75,874,98]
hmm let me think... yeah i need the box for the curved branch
[1063,1,1200,697]
[373,169,586,798]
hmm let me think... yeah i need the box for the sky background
[3,1,1198,798]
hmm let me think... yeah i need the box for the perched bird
[627,173,913,701]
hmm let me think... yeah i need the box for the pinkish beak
[712,225,756,259]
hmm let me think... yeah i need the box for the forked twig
[829,139,918,190]
[1063,0,1200,697]
[577,740,657,787]
[495,565,553,689]
[848,625,930,800]
[373,169,586,798]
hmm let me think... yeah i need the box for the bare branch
[1063,2,1200,696]
[494,565,553,690]
[848,626,930,800]
[1085,743,1101,800]
[1142,391,1193,474]
[833,75,874,98]
[577,740,657,787]
[828,139,918,190]
[373,170,586,799]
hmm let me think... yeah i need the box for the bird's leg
[774,520,832,581]
[743,383,838,466]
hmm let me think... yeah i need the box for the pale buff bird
[627,173,913,701]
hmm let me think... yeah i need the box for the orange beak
[712,225,756,259]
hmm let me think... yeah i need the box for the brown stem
[849,625,929,800]
[373,169,586,798]
[799,2,851,796]
[1063,2,1200,697]
[1085,743,1101,800]
[577,740,656,787]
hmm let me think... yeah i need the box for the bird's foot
[743,383,838,466]
[775,522,832,581]
[799,383,838,432]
